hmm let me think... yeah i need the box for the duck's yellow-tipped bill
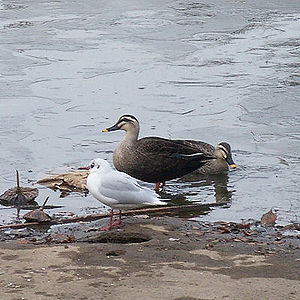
[102,128,108,132]
[229,164,237,169]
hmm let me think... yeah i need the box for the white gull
[86,158,167,230]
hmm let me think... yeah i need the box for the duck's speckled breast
[196,159,229,175]
[113,141,135,173]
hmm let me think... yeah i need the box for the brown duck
[173,140,236,175]
[102,115,216,191]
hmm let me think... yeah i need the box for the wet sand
[0,216,299,300]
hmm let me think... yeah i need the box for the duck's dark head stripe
[219,142,231,152]
[118,115,139,124]
[218,142,236,168]
[217,145,229,157]
[218,142,233,157]
[103,115,139,132]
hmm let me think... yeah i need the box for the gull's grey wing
[100,171,154,205]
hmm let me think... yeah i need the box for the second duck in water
[173,140,236,175]
[102,115,215,190]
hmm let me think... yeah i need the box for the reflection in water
[158,192,215,219]
[209,174,232,204]
[159,172,233,219]
[0,199,39,220]
[181,172,232,204]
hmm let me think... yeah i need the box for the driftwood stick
[16,170,20,188]
[0,202,225,230]
[41,196,50,209]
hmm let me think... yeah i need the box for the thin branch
[16,170,20,190]
[41,196,50,209]
[0,202,226,230]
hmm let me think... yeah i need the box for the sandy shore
[0,216,299,300]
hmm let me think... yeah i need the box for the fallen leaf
[274,240,285,245]
[217,226,231,233]
[242,230,252,236]
[50,234,76,243]
[233,223,251,230]
[234,237,249,242]
[279,223,300,231]
[243,230,258,236]
[0,170,38,206]
[261,209,277,226]
[23,209,52,222]
[37,171,88,192]
[247,241,268,245]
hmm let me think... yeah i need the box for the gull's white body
[87,158,167,210]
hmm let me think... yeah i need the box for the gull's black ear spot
[97,165,100,169]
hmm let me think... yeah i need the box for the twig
[16,170,21,192]
[41,196,50,209]
[0,202,226,230]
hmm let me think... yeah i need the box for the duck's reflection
[158,172,233,218]
[180,171,232,203]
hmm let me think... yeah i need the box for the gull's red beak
[78,166,89,170]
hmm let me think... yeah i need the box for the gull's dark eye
[90,162,95,169]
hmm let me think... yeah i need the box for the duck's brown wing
[172,139,215,156]
[130,137,214,182]
[137,137,214,158]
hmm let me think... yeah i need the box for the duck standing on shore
[102,115,216,191]
[86,158,167,231]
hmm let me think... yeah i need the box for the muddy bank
[0,216,299,300]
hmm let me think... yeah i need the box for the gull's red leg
[155,182,166,192]
[155,182,161,192]
[112,210,122,226]
[100,209,114,231]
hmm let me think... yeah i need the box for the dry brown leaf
[0,170,38,206]
[37,171,88,192]
[0,187,38,203]
[234,236,249,242]
[50,234,76,243]
[279,223,300,231]
[261,209,277,226]
[233,223,251,230]
[217,226,231,233]
[23,209,52,222]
